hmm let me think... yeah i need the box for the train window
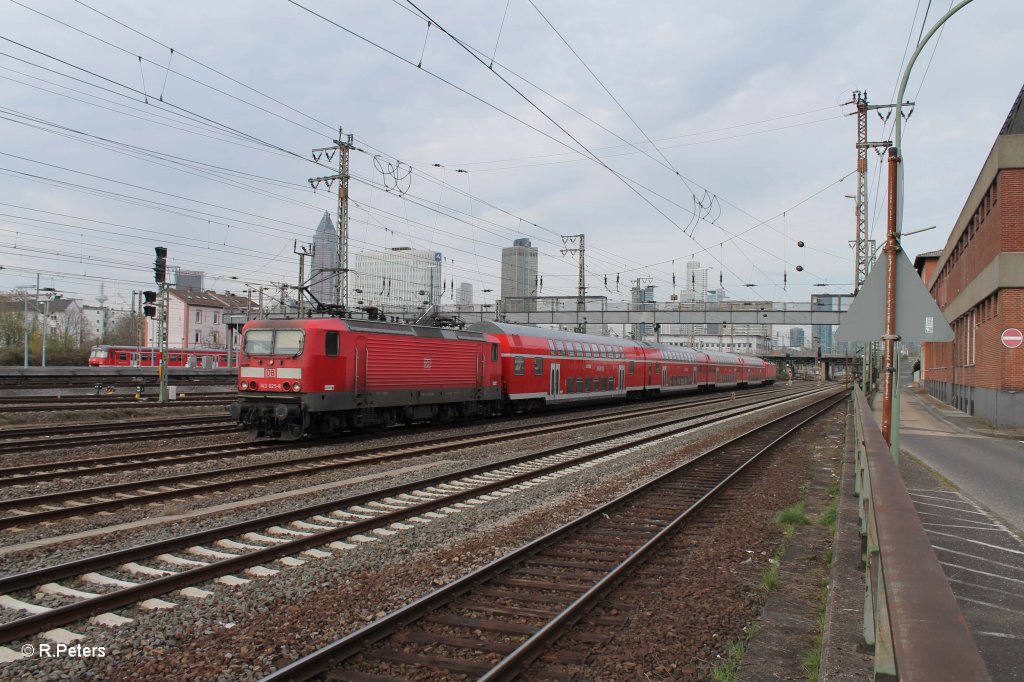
[629,361,635,373]
[566,377,574,394]
[548,340,556,355]
[118,352,127,361]
[577,378,584,392]
[566,343,574,357]
[275,330,304,355]
[244,330,274,355]
[325,331,340,357]
[534,357,543,375]
[585,378,593,392]
[514,356,526,375]
[556,340,567,356]
[492,344,499,361]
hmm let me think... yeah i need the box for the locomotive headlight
[248,381,258,390]
[239,380,247,390]
[292,382,301,392]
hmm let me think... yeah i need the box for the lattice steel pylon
[854,91,870,294]
[560,234,586,333]
[309,127,355,314]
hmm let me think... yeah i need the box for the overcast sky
[1,0,1022,313]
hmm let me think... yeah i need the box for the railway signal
[153,246,167,284]
[143,291,157,318]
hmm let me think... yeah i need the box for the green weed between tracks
[711,624,760,682]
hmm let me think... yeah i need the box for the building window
[213,313,219,324]
[195,310,202,323]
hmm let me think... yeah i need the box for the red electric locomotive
[231,318,502,439]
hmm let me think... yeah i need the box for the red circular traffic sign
[1002,328,1023,349]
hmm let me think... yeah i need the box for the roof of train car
[244,317,489,343]
[468,321,644,348]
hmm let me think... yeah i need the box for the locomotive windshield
[244,329,304,356]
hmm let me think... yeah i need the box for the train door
[130,352,139,367]
[477,351,484,385]
[662,366,668,386]
[354,337,368,394]
[618,365,625,391]
[550,363,560,397]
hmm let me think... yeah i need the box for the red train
[88,345,230,368]
[231,318,776,440]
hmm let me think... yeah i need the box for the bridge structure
[387,297,849,328]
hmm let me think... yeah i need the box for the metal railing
[851,386,990,680]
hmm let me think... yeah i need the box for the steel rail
[0,389,834,645]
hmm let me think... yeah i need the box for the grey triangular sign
[836,250,953,342]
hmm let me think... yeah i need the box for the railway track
[263,388,848,681]
[0,396,234,413]
[0,387,812,530]
[0,414,231,440]
[0,419,238,456]
[0,386,841,651]
[0,386,788,480]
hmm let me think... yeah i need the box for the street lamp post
[882,0,975,460]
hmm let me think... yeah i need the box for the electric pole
[293,240,312,318]
[561,234,586,333]
[309,127,354,315]
[845,90,908,392]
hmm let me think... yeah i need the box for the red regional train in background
[230,318,776,440]
[88,345,230,367]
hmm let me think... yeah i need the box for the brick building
[916,85,1024,427]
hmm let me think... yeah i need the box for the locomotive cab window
[491,344,499,362]
[243,329,305,356]
[325,331,340,357]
